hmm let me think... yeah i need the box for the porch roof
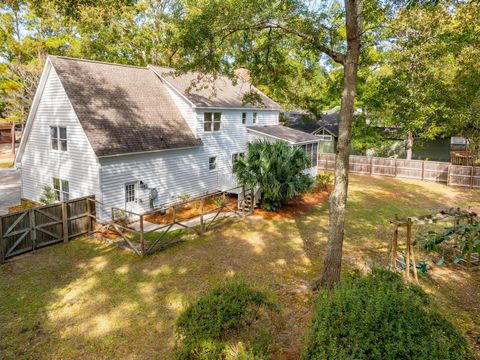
[247,125,320,145]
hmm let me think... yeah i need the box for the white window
[300,143,318,168]
[232,152,245,165]
[209,156,217,171]
[242,112,247,125]
[50,126,67,151]
[125,182,136,203]
[204,112,221,132]
[318,134,333,141]
[53,177,69,201]
[252,112,257,124]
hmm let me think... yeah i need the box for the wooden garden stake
[410,240,419,282]
[405,218,412,280]
[391,223,398,270]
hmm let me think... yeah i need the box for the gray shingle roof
[247,125,320,144]
[150,66,282,110]
[49,56,202,157]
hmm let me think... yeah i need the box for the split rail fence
[318,153,480,188]
[0,195,95,262]
[90,185,253,257]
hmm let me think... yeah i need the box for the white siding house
[18,60,101,204]
[16,56,319,216]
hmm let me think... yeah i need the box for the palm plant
[233,140,314,211]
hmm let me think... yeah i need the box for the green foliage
[302,269,473,360]
[417,221,480,265]
[233,140,314,211]
[39,185,56,205]
[315,173,333,191]
[174,281,277,359]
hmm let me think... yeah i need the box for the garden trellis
[389,208,478,282]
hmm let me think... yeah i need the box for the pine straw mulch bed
[144,195,238,225]
[253,185,331,220]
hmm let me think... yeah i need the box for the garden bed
[144,194,239,225]
[254,184,331,220]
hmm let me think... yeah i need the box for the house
[15,56,320,216]
[284,108,464,162]
[283,108,339,153]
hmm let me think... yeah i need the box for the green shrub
[175,282,278,359]
[315,173,333,190]
[233,140,314,211]
[302,269,473,360]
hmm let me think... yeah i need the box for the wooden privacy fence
[0,196,95,262]
[318,153,480,188]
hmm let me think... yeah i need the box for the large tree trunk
[406,131,413,160]
[314,0,363,289]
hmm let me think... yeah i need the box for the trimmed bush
[174,282,278,359]
[302,269,473,360]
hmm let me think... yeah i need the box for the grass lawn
[0,161,13,168]
[1,174,479,359]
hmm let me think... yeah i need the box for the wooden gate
[0,195,95,262]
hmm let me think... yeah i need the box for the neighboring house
[283,109,338,153]
[285,108,464,162]
[15,56,319,216]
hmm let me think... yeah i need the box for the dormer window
[50,126,67,151]
[204,112,221,132]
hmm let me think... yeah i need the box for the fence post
[471,166,475,188]
[139,214,145,256]
[200,198,205,233]
[394,158,397,177]
[421,161,425,181]
[241,186,246,217]
[62,201,68,242]
[0,216,4,264]
[447,165,451,186]
[29,209,36,251]
[370,156,373,175]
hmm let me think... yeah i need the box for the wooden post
[86,197,92,232]
[394,158,397,177]
[410,238,419,282]
[370,156,373,175]
[447,165,451,186]
[421,161,425,181]
[0,216,4,264]
[11,121,15,154]
[62,201,68,242]
[200,198,205,233]
[29,209,37,251]
[391,223,398,270]
[139,214,145,256]
[405,218,412,280]
[241,186,246,217]
[471,166,475,188]
[250,186,255,214]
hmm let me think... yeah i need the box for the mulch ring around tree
[254,185,331,220]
